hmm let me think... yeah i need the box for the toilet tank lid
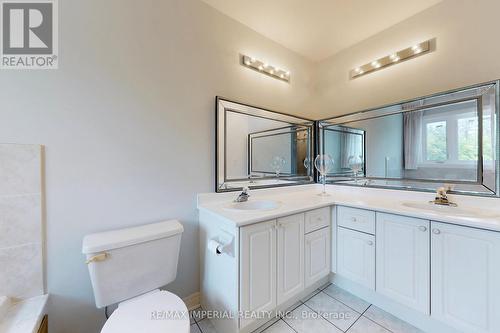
[82,220,183,254]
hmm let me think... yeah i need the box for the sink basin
[224,200,281,211]
[401,201,500,218]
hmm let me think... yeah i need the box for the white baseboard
[183,292,201,311]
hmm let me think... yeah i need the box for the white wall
[0,1,314,332]
[3,0,500,332]
[312,0,500,118]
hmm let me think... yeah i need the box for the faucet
[430,187,457,207]
[235,187,250,202]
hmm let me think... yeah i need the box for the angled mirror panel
[318,81,500,197]
[216,97,315,192]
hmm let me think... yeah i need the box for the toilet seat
[101,290,190,333]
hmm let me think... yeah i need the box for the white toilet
[82,220,189,333]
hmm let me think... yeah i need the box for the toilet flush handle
[85,252,109,265]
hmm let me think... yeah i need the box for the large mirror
[216,97,315,192]
[318,81,499,196]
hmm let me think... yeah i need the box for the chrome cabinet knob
[351,217,357,222]
[367,240,374,246]
[432,228,441,235]
[418,226,427,232]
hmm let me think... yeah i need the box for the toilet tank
[82,220,183,308]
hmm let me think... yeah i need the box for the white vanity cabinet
[336,206,376,290]
[240,220,277,329]
[337,226,375,290]
[376,213,430,314]
[305,226,330,287]
[238,208,330,331]
[431,221,500,333]
[277,214,305,305]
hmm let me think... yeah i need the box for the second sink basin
[224,200,281,212]
[401,201,499,218]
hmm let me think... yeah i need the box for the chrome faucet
[235,187,250,202]
[430,187,457,206]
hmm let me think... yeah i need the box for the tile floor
[189,283,425,333]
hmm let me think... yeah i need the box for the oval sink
[401,201,499,218]
[224,200,281,211]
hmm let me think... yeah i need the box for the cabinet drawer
[305,207,330,233]
[337,206,375,234]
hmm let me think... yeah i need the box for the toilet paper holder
[209,230,234,257]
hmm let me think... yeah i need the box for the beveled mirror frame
[216,97,315,192]
[317,80,500,197]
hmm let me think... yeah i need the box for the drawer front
[305,207,330,233]
[337,206,375,234]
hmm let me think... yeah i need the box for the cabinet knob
[351,217,357,222]
[316,217,322,221]
[432,228,441,235]
[367,240,374,246]
[418,226,427,232]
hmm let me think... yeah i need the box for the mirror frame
[216,97,316,192]
[317,80,500,197]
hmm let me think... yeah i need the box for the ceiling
[201,0,442,62]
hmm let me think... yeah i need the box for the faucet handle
[242,187,249,194]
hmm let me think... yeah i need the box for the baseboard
[183,292,201,311]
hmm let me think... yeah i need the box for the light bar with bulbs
[350,40,431,79]
[241,54,290,82]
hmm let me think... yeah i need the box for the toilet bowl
[101,290,189,333]
[82,220,186,333]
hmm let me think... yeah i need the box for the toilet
[82,220,189,333]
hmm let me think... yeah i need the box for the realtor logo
[1,0,58,69]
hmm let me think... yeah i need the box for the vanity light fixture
[241,54,290,82]
[351,39,431,79]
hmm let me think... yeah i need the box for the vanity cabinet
[305,226,330,287]
[337,226,375,290]
[376,213,430,314]
[238,209,330,331]
[277,214,305,305]
[431,221,500,333]
[240,220,277,329]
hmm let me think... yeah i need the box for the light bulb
[371,61,381,68]
[390,54,399,62]
[411,45,422,53]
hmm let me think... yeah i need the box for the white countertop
[197,184,500,232]
[0,295,48,333]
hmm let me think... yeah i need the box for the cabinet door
[376,213,430,314]
[337,227,375,290]
[277,214,305,305]
[305,227,331,288]
[240,220,277,329]
[431,222,500,333]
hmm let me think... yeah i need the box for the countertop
[0,295,48,333]
[197,184,500,232]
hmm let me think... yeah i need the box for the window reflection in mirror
[319,81,498,196]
